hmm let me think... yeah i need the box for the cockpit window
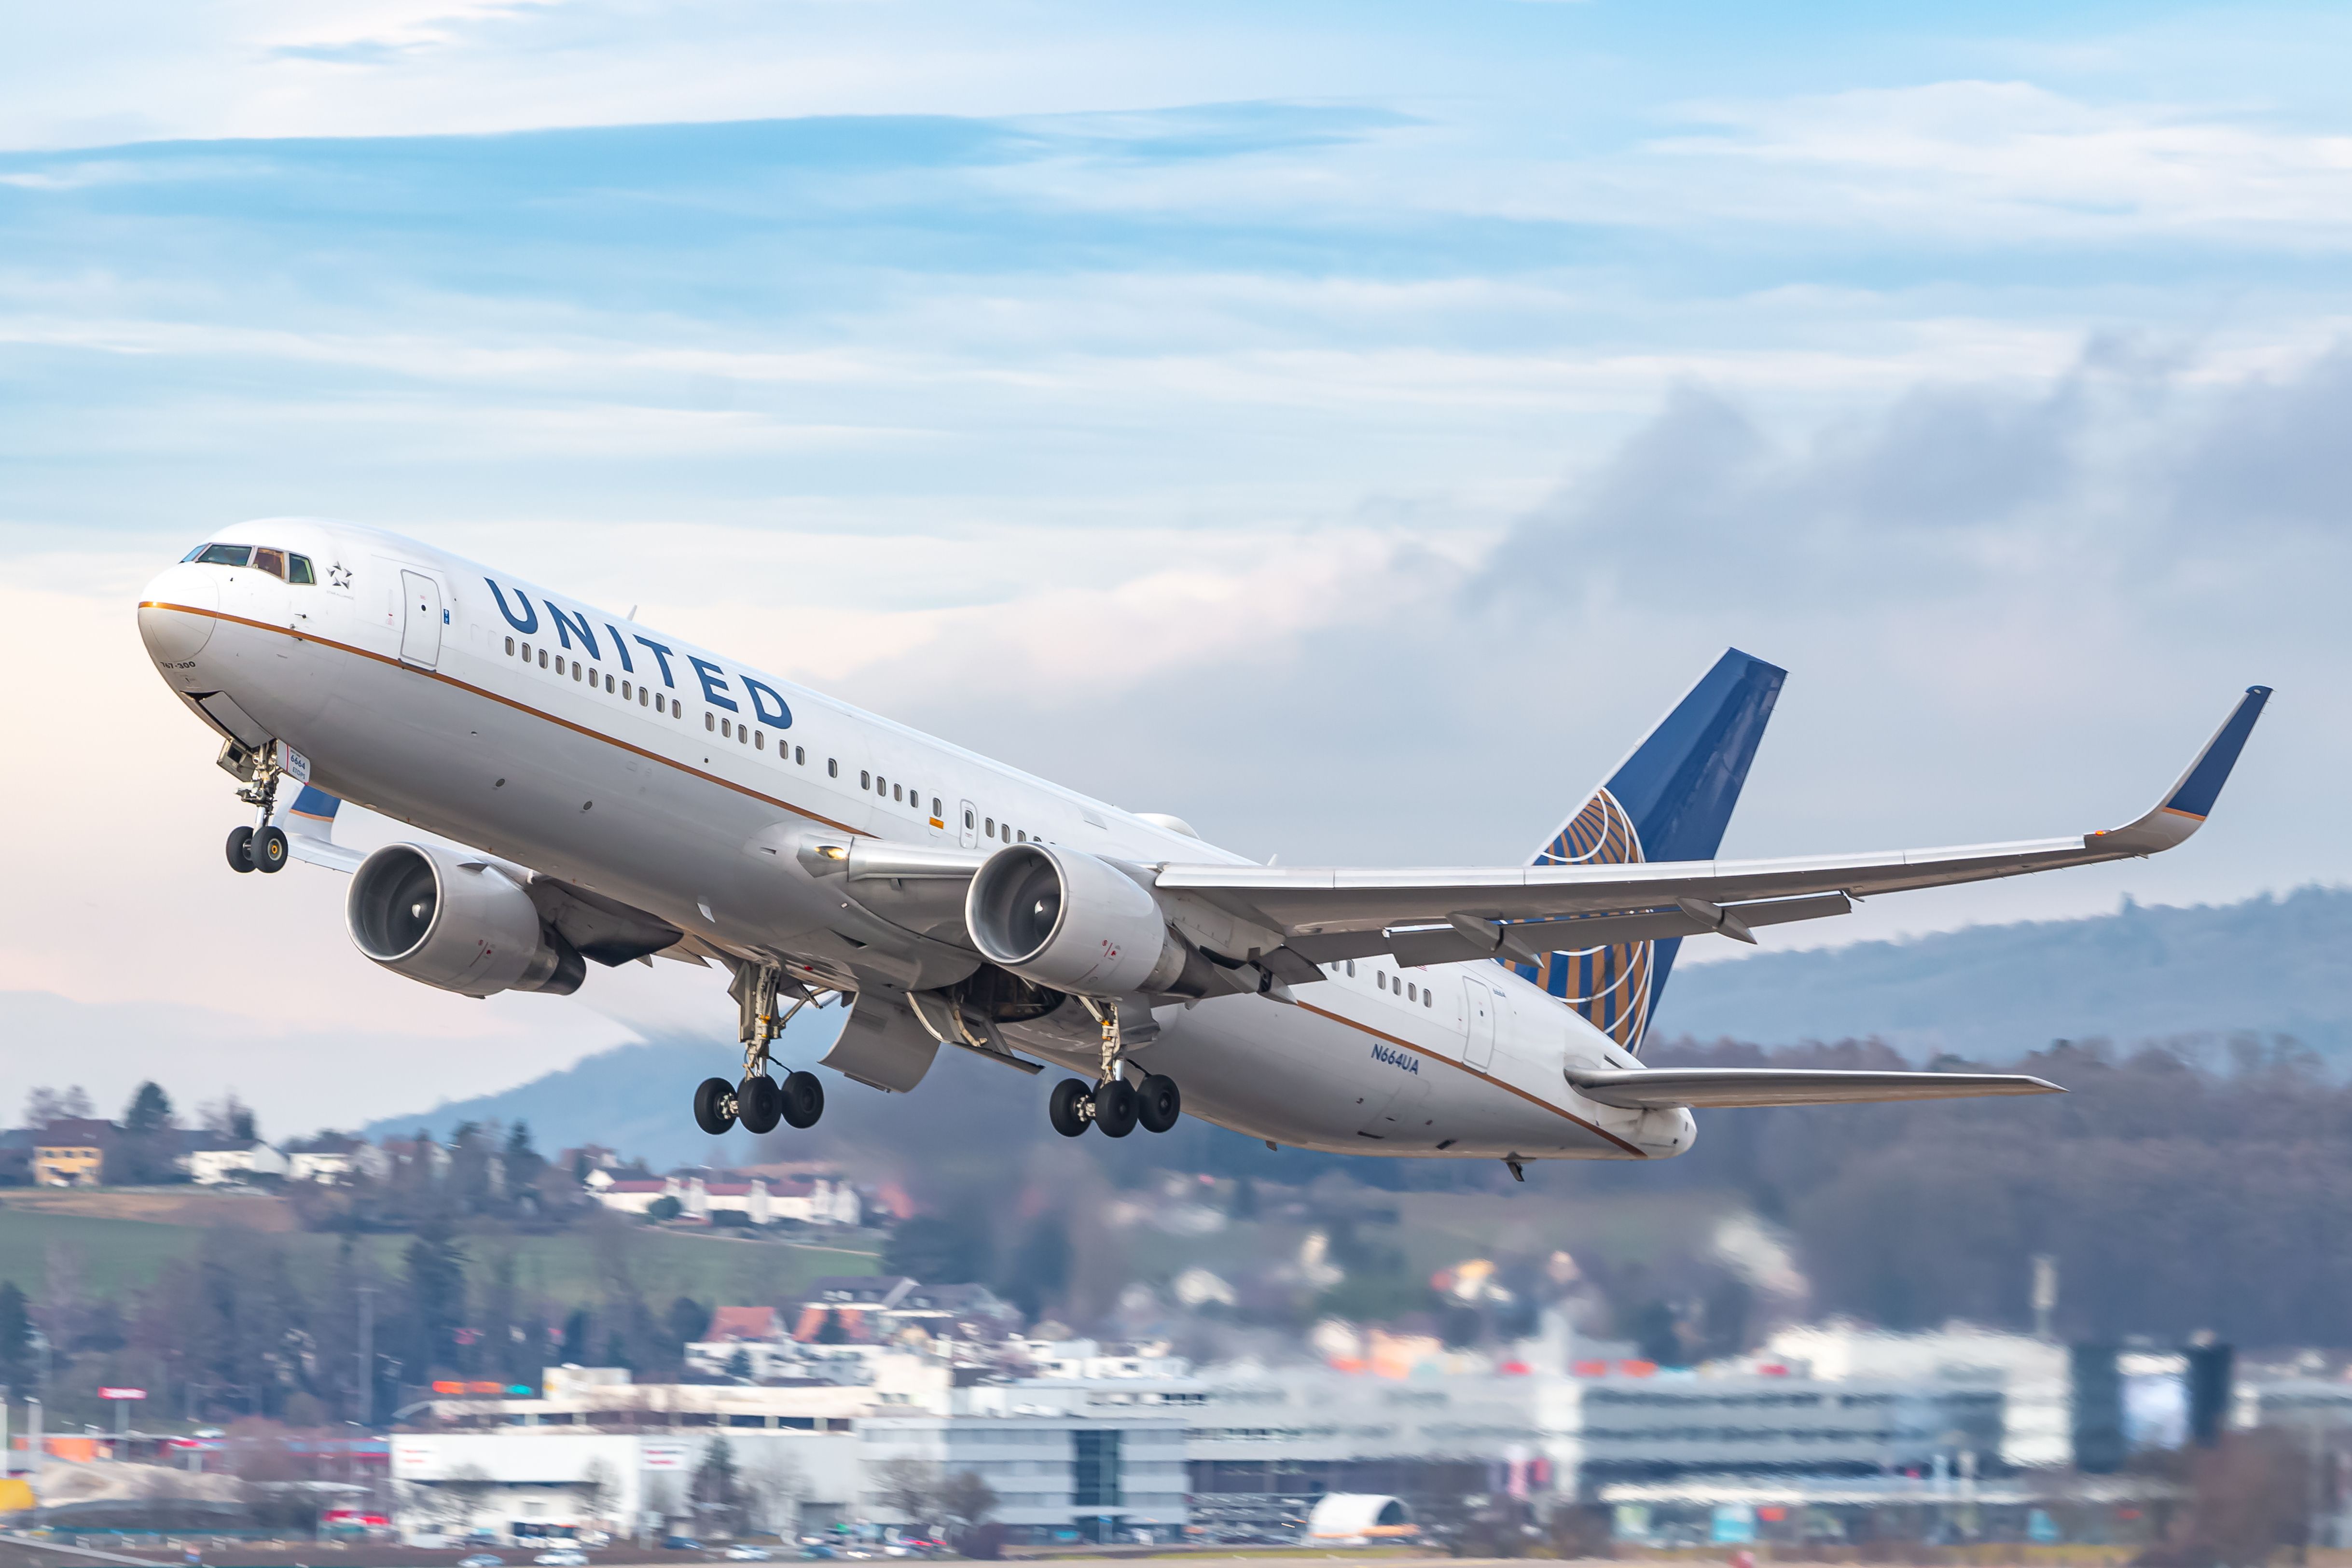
[287,553,316,585]
[252,547,287,579]
[194,544,252,567]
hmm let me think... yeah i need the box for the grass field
[0,1197,879,1307]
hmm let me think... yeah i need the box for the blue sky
[4,0,2349,1130]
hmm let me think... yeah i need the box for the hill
[1651,883,2352,1061]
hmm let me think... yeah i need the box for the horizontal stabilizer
[1565,1066,2063,1110]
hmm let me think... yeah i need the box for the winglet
[2093,686,2271,854]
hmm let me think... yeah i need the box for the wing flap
[1566,1066,2063,1109]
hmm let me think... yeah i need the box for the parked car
[457,1556,505,1567]
[661,1539,704,1553]
[532,1551,589,1566]
[724,1549,772,1562]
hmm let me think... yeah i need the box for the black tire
[692,1076,737,1136]
[736,1074,782,1135]
[225,825,255,873]
[1048,1078,1092,1138]
[253,824,290,873]
[781,1070,825,1129]
[1094,1078,1138,1138]
[1136,1073,1181,1134]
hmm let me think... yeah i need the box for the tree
[109,1082,186,1185]
[740,1448,804,1538]
[404,1220,468,1375]
[203,1095,259,1142]
[872,1457,941,1532]
[692,1436,742,1535]
[884,1216,990,1284]
[577,1456,618,1529]
[24,1086,92,1126]
[124,1082,174,1134]
[0,1281,29,1389]
[934,1470,999,1535]
[648,1195,683,1221]
[666,1296,711,1351]
[724,1346,753,1380]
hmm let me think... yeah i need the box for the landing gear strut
[223,742,292,874]
[693,962,826,1137]
[1048,999,1180,1138]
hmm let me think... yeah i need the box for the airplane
[136,520,2270,1177]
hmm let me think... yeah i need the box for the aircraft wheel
[1048,1078,1092,1138]
[1136,1074,1181,1134]
[781,1070,825,1129]
[252,824,290,873]
[1093,1079,1138,1138]
[692,1076,737,1136]
[225,825,255,873]
[736,1074,782,1135]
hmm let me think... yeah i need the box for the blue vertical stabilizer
[1511,649,1785,1050]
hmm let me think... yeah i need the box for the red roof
[709,1306,779,1342]
[605,1180,667,1193]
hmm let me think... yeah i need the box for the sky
[3,0,2349,1138]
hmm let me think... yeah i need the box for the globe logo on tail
[1515,788,1655,1050]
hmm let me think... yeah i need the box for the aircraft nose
[138,563,218,665]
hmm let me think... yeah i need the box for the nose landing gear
[221,741,294,874]
[693,962,829,1138]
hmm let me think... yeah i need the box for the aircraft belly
[1119,990,1641,1160]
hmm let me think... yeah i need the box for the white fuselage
[138,519,1694,1163]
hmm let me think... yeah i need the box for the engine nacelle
[966,843,1191,998]
[347,843,584,998]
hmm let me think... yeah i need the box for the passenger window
[985,819,995,836]
[505,637,515,656]
[710,714,720,733]
[196,544,252,567]
[931,797,941,818]
[1425,989,1434,1008]
[572,663,582,681]
[1016,830,1026,843]
[964,809,975,829]
[1407,983,1417,1002]
[755,731,765,750]
[623,680,632,700]
[739,725,749,745]
[605,674,614,693]
[535,647,545,666]
[860,771,871,790]
[288,554,316,585]
[795,747,805,765]
[892,784,902,803]
[829,759,839,777]
[1346,960,1356,977]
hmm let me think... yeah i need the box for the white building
[284,1135,391,1184]
[1762,1319,2071,1469]
[184,1139,289,1184]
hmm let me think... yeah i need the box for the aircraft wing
[1564,1065,2061,1109]
[1153,686,2271,967]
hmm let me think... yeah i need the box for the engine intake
[966,843,1195,999]
[347,843,583,998]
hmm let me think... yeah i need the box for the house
[379,1136,452,1179]
[183,1137,291,1185]
[785,1278,1017,1345]
[589,1178,675,1215]
[33,1118,115,1187]
[768,1175,862,1227]
[284,1133,392,1184]
[707,1306,783,1344]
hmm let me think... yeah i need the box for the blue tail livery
[1510,649,1786,1050]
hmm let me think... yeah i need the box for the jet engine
[347,843,584,998]
[965,843,1198,998]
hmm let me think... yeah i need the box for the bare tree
[934,1471,999,1537]
[871,1456,941,1532]
[739,1447,805,1539]
[576,1456,618,1531]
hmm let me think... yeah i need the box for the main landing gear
[223,743,291,874]
[695,962,826,1137]
[1048,999,1181,1139]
